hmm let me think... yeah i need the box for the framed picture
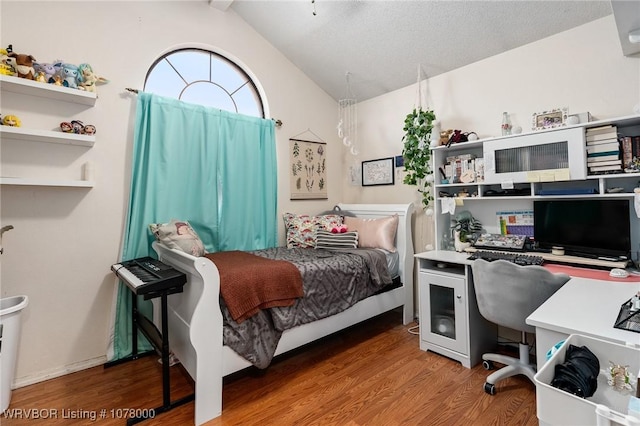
[532,108,568,131]
[289,138,327,200]
[362,157,395,186]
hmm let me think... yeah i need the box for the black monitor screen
[533,199,631,258]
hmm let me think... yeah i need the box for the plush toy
[77,63,108,93]
[34,62,58,83]
[59,63,80,88]
[439,129,453,146]
[3,115,21,127]
[0,48,16,76]
[331,225,348,233]
[8,52,36,80]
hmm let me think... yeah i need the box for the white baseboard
[13,355,107,389]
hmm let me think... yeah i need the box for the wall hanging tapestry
[289,138,327,199]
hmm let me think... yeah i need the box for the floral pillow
[149,219,205,256]
[283,213,344,248]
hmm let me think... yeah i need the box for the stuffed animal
[0,48,16,76]
[58,63,79,88]
[34,62,58,83]
[77,63,108,93]
[8,52,36,80]
[3,115,21,127]
[439,129,453,146]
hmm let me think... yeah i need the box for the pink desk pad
[544,264,640,282]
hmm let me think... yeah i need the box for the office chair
[471,259,570,395]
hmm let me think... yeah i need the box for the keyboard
[467,250,544,266]
[111,257,186,297]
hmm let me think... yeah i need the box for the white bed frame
[152,203,414,425]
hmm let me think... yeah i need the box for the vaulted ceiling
[221,1,618,102]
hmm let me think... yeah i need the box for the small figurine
[608,361,634,392]
[3,115,21,127]
[35,71,46,83]
[52,75,63,86]
[71,120,84,134]
[82,124,96,135]
[0,48,16,76]
[60,121,73,133]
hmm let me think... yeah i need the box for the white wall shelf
[0,74,97,106]
[0,177,94,188]
[1,126,95,147]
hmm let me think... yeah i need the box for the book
[588,164,622,172]
[587,150,620,158]
[586,153,621,163]
[621,136,633,166]
[586,136,619,146]
[585,125,616,135]
[586,142,620,154]
[633,135,640,158]
[586,132,618,142]
[586,159,622,167]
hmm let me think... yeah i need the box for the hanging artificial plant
[401,107,436,209]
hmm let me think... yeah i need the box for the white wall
[346,15,640,256]
[1,1,343,385]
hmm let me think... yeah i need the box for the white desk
[526,277,640,369]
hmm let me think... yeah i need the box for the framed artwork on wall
[362,157,395,186]
[289,138,327,200]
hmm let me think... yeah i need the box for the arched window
[144,48,264,118]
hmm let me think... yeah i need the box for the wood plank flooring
[3,310,537,425]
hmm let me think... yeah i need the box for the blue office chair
[471,259,570,395]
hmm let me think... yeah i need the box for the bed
[151,203,415,425]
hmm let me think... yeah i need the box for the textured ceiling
[228,0,613,102]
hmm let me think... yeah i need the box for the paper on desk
[441,198,456,214]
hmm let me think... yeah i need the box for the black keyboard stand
[104,285,194,425]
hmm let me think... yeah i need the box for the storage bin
[535,334,640,426]
[0,295,29,412]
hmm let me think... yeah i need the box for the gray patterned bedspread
[221,247,393,368]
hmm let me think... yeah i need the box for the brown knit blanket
[205,251,303,323]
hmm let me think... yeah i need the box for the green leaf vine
[401,107,436,209]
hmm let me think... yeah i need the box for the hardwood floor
[4,311,537,425]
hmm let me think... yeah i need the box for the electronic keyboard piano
[111,257,186,298]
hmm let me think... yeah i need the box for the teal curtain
[110,92,277,360]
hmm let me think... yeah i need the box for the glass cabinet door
[419,271,468,355]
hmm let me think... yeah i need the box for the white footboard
[152,241,224,425]
[152,202,414,425]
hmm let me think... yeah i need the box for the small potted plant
[450,211,483,252]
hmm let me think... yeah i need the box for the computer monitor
[533,199,631,259]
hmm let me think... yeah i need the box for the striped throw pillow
[315,230,358,249]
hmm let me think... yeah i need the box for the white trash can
[0,295,28,412]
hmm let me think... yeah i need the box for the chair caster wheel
[483,360,494,370]
[484,382,496,395]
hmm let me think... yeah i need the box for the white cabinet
[0,75,96,187]
[483,127,586,184]
[416,253,496,368]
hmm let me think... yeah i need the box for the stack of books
[586,125,621,174]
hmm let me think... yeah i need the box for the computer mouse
[609,268,629,278]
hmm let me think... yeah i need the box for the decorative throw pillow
[315,230,359,249]
[343,214,399,252]
[283,213,343,248]
[149,219,205,256]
